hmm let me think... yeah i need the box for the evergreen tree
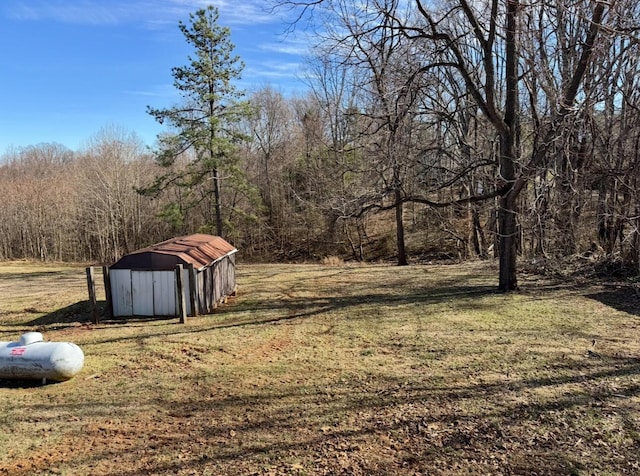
[142,6,249,237]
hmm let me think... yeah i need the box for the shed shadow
[23,301,177,327]
[24,300,99,326]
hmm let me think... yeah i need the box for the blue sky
[0,0,311,153]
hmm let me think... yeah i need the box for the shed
[108,234,237,317]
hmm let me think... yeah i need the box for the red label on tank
[10,347,26,356]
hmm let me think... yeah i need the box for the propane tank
[0,332,84,382]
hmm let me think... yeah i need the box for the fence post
[102,266,112,319]
[187,263,199,317]
[175,264,187,324]
[86,267,99,324]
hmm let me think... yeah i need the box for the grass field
[0,260,639,475]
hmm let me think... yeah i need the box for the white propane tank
[0,332,84,382]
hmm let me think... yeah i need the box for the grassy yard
[0,260,638,475]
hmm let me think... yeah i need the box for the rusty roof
[111,234,237,270]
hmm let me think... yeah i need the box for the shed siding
[204,265,213,313]
[214,263,222,303]
[153,271,175,316]
[224,254,236,295]
[111,269,133,317]
[197,268,205,314]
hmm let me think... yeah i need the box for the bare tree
[302,0,432,265]
[244,86,298,249]
[0,143,75,261]
[77,127,156,263]
[279,0,614,288]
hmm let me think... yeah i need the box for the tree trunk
[498,127,519,290]
[212,168,224,237]
[470,205,486,259]
[497,0,520,291]
[395,188,408,266]
[498,194,518,291]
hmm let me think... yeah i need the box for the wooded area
[2,1,640,287]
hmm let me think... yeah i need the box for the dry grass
[0,260,639,475]
[321,256,345,266]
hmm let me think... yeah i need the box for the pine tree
[142,6,249,237]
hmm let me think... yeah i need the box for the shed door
[110,268,193,317]
[132,271,154,316]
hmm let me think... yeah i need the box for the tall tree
[142,6,249,238]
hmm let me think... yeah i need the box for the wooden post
[86,267,99,324]
[102,266,112,319]
[175,264,187,324]
[187,263,199,317]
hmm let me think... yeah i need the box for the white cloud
[259,35,312,56]
[4,0,282,28]
[184,0,278,25]
[6,2,128,25]
[246,61,302,79]
[123,84,178,98]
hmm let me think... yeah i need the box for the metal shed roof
[110,234,237,271]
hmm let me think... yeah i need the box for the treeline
[2,1,640,279]
[0,131,171,263]
[0,79,638,270]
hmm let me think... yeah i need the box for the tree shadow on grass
[222,283,499,319]
[89,284,499,346]
[19,349,638,475]
[164,353,640,475]
[0,270,80,281]
[585,284,640,316]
